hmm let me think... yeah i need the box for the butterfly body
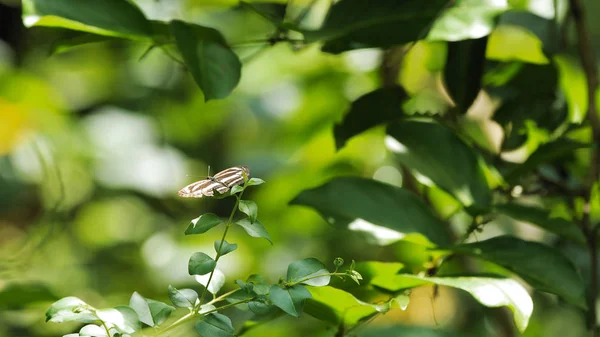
[178,166,250,198]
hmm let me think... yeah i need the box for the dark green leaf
[247,274,270,295]
[129,292,175,327]
[167,285,199,308]
[287,258,330,286]
[185,213,222,235]
[239,200,258,223]
[23,0,152,37]
[304,0,447,53]
[371,274,532,332]
[386,120,491,212]
[248,300,273,315]
[269,285,311,317]
[45,296,97,323]
[304,286,377,326]
[444,37,488,113]
[214,240,238,256]
[170,20,241,101]
[504,139,591,183]
[188,252,217,276]
[428,2,506,41]
[494,203,585,244]
[291,177,449,246]
[96,306,141,334]
[235,218,272,244]
[450,236,586,309]
[334,86,408,149]
[195,313,235,337]
[146,299,176,326]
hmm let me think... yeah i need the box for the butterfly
[178,166,250,198]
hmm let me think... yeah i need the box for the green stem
[159,312,195,334]
[207,288,240,306]
[198,190,245,308]
[100,320,112,336]
[201,299,253,316]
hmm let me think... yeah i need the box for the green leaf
[504,139,591,183]
[128,292,175,327]
[361,324,460,337]
[248,300,273,315]
[269,285,311,317]
[45,296,97,323]
[239,200,258,223]
[185,213,222,235]
[450,236,587,309]
[334,86,408,149]
[50,31,116,55]
[386,119,491,212]
[428,1,507,41]
[247,274,270,295]
[23,0,152,38]
[304,286,378,326]
[591,182,600,226]
[239,1,286,29]
[291,177,449,246]
[195,313,235,337]
[214,240,238,256]
[372,274,532,332]
[170,20,241,101]
[494,203,585,244]
[79,324,106,336]
[443,37,488,113]
[246,178,265,186]
[167,285,199,309]
[235,218,272,244]
[287,258,330,287]
[230,185,244,195]
[304,0,447,53]
[96,306,141,334]
[188,252,217,276]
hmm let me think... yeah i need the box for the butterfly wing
[177,179,229,198]
[213,166,250,188]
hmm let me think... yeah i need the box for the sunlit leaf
[334,86,408,149]
[170,20,241,101]
[487,25,549,64]
[45,297,97,323]
[246,178,265,186]
[185,213,222,235]
[386,120,491,212]
[188,252,217,276]
[304,286,378,326]
[196,269,226,295]
[287,258,330,287]
[292,177,449,245]
[79,324,106,336]
[96,306,140,334]
[450,236,587,309]
[129,292,175,327]
[428,1,507,41]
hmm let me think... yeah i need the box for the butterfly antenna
[207,165,211,177]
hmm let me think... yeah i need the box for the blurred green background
[1,0,599,336]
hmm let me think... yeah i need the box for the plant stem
[198,191,244,307]
[207,288,241,306]
[159,312,195,334]
[569,0,600,334]
[201,299,253,316]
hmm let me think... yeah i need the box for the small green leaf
[235,218,272,244]
[450,236,587,309]
[167,285,198,309]
[304,286,378,326]
[443,36,488,113]
[128,292,175,327]
[214,240,238,256]
[170,20,241,101]
[494,203,585,244]
[195,269,226,295]
[334,86,408,149]
[246,274,270,295]
[95,306,140,334]
[195,313,235,337]
[230,185,244,195]
[185,213,222,235]
[45,296,97,323]
[248,300,273,315]
[269,285,311,317]
[386,120,491,212]
[79,324,106,336]
[287,258,330,287]
[188,252,217,276]
[246,178,265,186]
[239,200,258,223]
[22,0,152,38]
[291,177,449,246]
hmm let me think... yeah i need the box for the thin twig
[569,0,600,334]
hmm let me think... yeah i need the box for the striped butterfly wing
[178,166,249,198]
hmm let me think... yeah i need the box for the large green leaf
[386,119,491,211]
[167,285,199,309]
[443,37,488,113]
[304,286,378,327]
[428,0,507,41]
[129,292,175,327]
[22,0,152,38]
[287,258,330,287]
[45,297,97,323]
[291,177,449,246]
[372,274,533,332]
[185,213,222,235]
[95,306,141,334]
[269,285,312,317]
[494,203,585,244]
[304,0,447,53]
[235,218,273,244]
[450,236,586,309]
[170,20,241,101]
[188,252,217,276]
[334,86,408,149]
[195,313,235,337]
[504,139,591,183]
